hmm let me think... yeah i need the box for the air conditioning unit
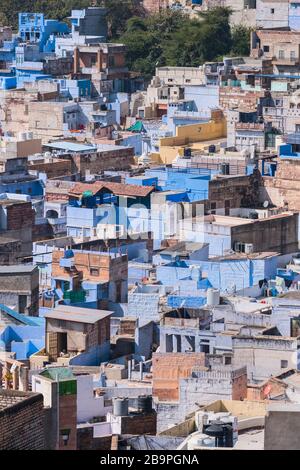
[244,243,254,254]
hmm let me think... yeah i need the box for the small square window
[270,8,275,14]
[90,268,99,276]
[281,360,288,368]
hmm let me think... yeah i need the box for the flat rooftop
[44,141,97,153]
[211,251,279,261]
[0,199,29,207]
[160,241,209,256]
[0,265,37,274]
[192,212,294,227]
[44,305,113,324]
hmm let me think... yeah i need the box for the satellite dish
[263,200,269,208]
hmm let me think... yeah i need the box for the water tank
[220,162,230,175]
[190,265,202,281]
[137,395,152,413]
[206,288,220,306]
[64,249,74,259]
[208,145,216,153]
[113,397,129,417]
[204,421,233,448]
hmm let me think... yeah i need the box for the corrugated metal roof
[44,305,112,324]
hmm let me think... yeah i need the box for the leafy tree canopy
[0,3,250,79]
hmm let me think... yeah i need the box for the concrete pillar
[19,366,29,392]
[173,335,182,352]
[139,362,143,381]
[12,368,19,390]
[4,362,9,389]
[131,359,135,372]
[127,359,132,380]
[74,47,79,74]
[97,49,102,72]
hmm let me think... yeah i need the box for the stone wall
[0,390,45,450]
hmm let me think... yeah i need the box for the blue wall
[0,179,44,197]
[0,324,45,360]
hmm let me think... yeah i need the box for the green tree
[231,25,251,57]
[99,0,144,38]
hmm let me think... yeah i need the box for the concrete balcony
[272,57,300,66]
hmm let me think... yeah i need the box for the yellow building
[154,109,227,164]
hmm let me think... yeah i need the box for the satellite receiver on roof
[263,200,269,208]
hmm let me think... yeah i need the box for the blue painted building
[55,78,91,99]
[289,2,300,31]
[0,304,45,360]
[18,13,69,53]
[156,253,280,294]
[0,73,17,90]
[145,166,218,201]
[0,178,44,197]
[0,38,19,67]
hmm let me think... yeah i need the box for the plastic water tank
[190,265,202,281]
[206,288,220,306]
[113,397,129,417]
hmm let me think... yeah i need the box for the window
[108,55,115,67]
[225,356,232,365]
[291,50,296,61]
[90,268,99,276]
[296,124,300,133]
[263,45,270,53]
[281,360,288,368]
[278,50,285,59]
[270,8,274,13]
[210,202,216,215]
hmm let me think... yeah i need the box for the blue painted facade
[156,255,280,293]
[69,342,110,366]
[0,324,45,360]
[56,78,91,99]
[125,176,158,187]
[0,74,17,90]
[167,295,207,308]
[0,179,44,197]
[145,167,217,201]
[19,13,69,53]
[0,38,18,64]
[289,2,300,30]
